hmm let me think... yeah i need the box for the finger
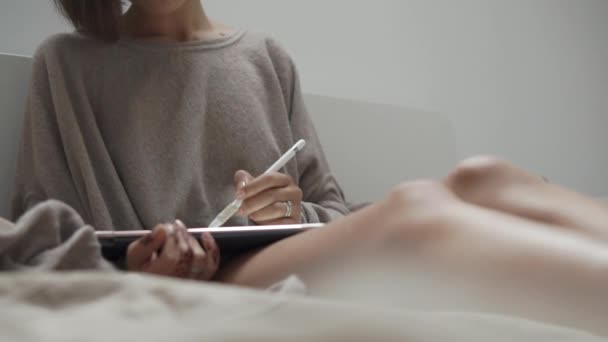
[173,223,194,277]
[201,232,220,267]
[174,219,188,230]
[200,232,220,278]
[175,223,190,254]
[126,225,168,270]
[234,170,255,199]
[159,223,181,260]
[145,224,182,275]
[256,217,300,226]
[240,185,302,216]
[238,172,293,201]
[249,202,292,223]
[187,235,207,280]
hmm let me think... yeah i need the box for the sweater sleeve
[292,79,350,222]
[11,42,85,221]
[268,42,350,223]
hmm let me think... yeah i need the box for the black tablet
[97,223,325,262]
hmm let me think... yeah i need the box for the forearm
[215,200,387,287]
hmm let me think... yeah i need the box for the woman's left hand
[234,170,303,225]
[126,220,220,281]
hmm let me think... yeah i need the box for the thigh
[219,178,608,334]
[218,176,608,290]
[215,180,459,287]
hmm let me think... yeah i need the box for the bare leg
[445,156,608,241]
[218,179,608,333]
[215,180,462,287]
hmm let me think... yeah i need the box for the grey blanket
[0,272,604,342]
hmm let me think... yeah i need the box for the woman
[12,0,349,280]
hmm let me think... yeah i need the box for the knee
[378,180,456,246]
[445,155,512,192]
[386,180,453,209]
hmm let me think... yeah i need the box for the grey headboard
[305,94,457,202]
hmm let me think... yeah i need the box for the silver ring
[283,200,293,218]
[190,266,203,275]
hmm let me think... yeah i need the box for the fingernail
[179,232,189,253]
[175,219,186,229]
[236,180,248,197]
[165,224,176,235]
[141,233,153,246]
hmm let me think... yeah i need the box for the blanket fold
[0,200,113,271]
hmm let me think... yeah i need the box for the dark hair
[53,0,123,41]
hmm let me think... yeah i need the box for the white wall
[1,0,608,196]
[0,0,68,56]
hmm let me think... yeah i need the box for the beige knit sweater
[12,30,348,230]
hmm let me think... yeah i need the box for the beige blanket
[0,272,604,342]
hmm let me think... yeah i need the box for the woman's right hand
[126,220,220,281]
